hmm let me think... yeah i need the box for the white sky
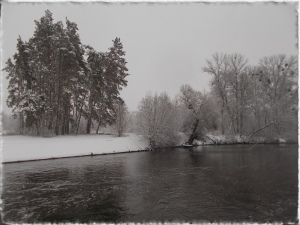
[1,2,298,113]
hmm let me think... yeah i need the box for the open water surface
[2,144,298,223]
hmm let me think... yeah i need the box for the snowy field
[1,134,148,163]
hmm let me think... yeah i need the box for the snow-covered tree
[203,53,252,136]
[135,92,180,149]
[110,102,129,137]
[178,84,218,144]
[3,10,129,136]
[84,38,129,134]
[203,53,298,140]
[248,55,298,140]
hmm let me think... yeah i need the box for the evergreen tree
[3,10,129,136]
[85,38,129,134]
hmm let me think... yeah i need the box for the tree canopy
[3,10,129,135]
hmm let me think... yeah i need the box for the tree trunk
[240,113,243,137]
[36,120,39,136]
[86,120,91,134]
[20,113,24,134]
[55,125,59,136]
[61,116,65,135]
[76,114,82,134]
[48,121,52,130]
[86,117,92,134]
[187,118,200,145]
[66,119,69,134]
[236,114,239,135]
[96,116,102,134]
[55,51,61,136]
[221,102,224,135]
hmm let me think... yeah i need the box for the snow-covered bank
[192,134,296,145]
[1,133,148,163]
[2,132,296,163]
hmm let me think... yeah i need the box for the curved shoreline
[1,134,149,164]
[2,149,151,164]
[2,133,297,164]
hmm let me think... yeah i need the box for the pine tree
[3,10,129,136]
[85,38,129,134]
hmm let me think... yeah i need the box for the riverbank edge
[1,149,151,164]
[171,141,298,150]
[2,135,297,164]
[1,133,148,164]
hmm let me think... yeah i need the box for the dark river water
[2,144,298,223]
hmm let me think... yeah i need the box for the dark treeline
[3,10,128,136]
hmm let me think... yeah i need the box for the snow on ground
[278,138,286,143]
[1,133,148,163]
[206,134,228,143]
[193,139,204,145]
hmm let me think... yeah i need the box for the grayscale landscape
[1,2,298,223]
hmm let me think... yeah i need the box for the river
[2,144,298,223]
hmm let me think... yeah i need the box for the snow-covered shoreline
[192,134,293,145]
[1,133,149,163]
[1,133,295,164]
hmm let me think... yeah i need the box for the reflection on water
[2,144,298,223]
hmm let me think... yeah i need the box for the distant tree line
[204,53,298,139]
[135,53,298,148]
[3,11,298,147]
[3,10,129,136]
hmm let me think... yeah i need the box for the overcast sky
[1,2,298,113]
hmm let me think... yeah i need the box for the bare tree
[111,102,129,137]
[178,84,218,144]
[126,111,138,133]
[203,53,249,136]
[204,53,298,141]
[135,92,180,149]
[248,54,298,139]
